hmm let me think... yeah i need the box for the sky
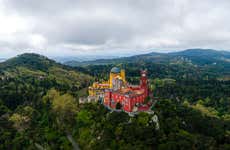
[0,0,230,58]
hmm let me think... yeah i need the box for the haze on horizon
[0,0,230,58]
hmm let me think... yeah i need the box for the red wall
[104,90,147,112]
[103,70,149,112]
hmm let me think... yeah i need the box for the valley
[0,49,229,149]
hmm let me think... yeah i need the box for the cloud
[0,0,230,58]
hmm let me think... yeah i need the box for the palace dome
[110,67,121,73]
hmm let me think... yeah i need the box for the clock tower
[140,70,148,88]
[140,70,148,97]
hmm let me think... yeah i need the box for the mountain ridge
[64,49,230,66]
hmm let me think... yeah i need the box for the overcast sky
[0,0,230,58]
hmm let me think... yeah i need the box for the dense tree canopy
[0,53,229,149]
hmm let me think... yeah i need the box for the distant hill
[0,58,6,62]
[0,53,93,92]
[169,49,230,65]
[64,49,230,66]
[170,49,230,57]
[0,53,58,71]
[53,55,118,63]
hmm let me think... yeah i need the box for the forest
[0,52,230,149]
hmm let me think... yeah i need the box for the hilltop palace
[86,67,152,112]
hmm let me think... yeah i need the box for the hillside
[0,53,93,109]
[65,49,230,67]
[0,52,230,149]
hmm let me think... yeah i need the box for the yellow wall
[89,68,126,95]
[109,73,116,88]
[109,70,126,88]
[121,69,126,82]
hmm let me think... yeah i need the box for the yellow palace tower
[88,67,126,96]
[109,67,126,88]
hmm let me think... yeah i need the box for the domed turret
[110,67,121,73]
